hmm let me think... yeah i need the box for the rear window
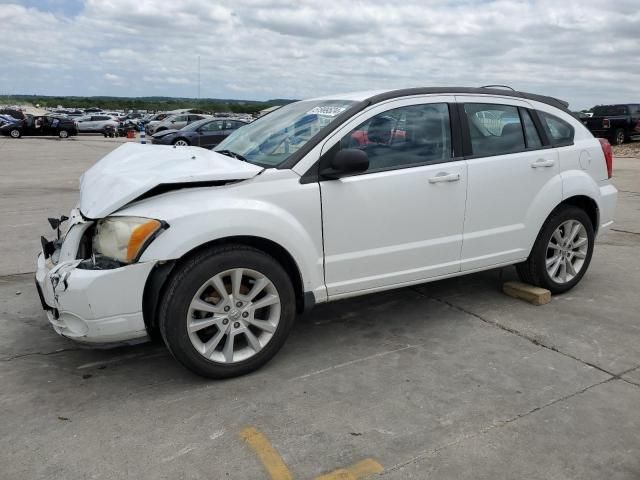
[593,105,629,116]
[538,111,574,146]
[464,103,525,156]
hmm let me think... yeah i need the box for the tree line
[3,95,296,114]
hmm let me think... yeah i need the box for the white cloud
[104,73,124,86]
[0,0,638,109]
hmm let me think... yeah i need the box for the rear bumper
[598,183,617,234]
[35,252,154,345]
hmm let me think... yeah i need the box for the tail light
[602,118,610,128]
[598,138,613,178]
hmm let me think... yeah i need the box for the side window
[520,109,542,149]
[538,111,574,146]
[464,104,525,156]
[202,121,223,132]
[334,103,452,173]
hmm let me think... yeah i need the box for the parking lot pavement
[1,138,639,479]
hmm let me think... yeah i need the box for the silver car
[75,115,119,133]
[147,113,210,135]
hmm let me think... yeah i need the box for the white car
[35,87,617,378]
[146,113,210,135]
[75,114,119,133]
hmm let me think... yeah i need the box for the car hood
[79,143,263,218]
[152,129,180,138]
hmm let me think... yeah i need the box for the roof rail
[480,84,516,91]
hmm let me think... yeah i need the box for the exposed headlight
[92,216,166,264]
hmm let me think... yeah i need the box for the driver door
[319,96,468,297]
[198,120,225,147]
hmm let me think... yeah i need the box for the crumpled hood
[79,142,263,218]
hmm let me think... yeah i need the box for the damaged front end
[35,208,157,345]
[35,142,264,346]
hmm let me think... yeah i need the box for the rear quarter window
[537,111,574,146]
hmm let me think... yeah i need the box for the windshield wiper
[216,149,248,162]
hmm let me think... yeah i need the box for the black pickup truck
[583,104,640,145]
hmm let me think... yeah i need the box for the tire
[613,129,625,146]
[173,138,190,146]
[516,206,594,294]
[159,245,296,378]
[9,128,21,138]
[59,129,69,138]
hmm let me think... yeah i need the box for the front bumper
[35,217,155,345]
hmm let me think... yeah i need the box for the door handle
[530,158,555,168]
[428,172,460,183]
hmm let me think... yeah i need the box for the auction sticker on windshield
[306,105,349,117]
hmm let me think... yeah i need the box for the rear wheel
[9,128,21,138]
[58,129,69,138]
[173,138,190,146]
[516,206,594,294]
[159,245,296,378]
[613,128,625,145]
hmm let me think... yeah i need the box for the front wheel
[516,206,594,294]
[9,128,21,138]
[59,129,69,138]
[159,245,296,378]
[173,138,190,146]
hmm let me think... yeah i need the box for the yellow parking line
[239,427,293,480]
[315,458,384,480]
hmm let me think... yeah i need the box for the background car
[583,104,640,145]
[0,115,78,138]
[143,112,172,132]
[151,117,248,148]
[0,114,18,127]
[147,113,210,135]
[0,108,26,120]
[75,114,119,133]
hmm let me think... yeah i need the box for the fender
[523,169,603,255]
[561,169,603,209]
[521,173,564,254]
[122,171,327,302]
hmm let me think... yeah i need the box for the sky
[0,0,638,109]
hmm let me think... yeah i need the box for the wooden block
[502,281,551,306]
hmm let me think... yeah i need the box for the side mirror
[320,149,369,179]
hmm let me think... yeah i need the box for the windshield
[214,99,355,167]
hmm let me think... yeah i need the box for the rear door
[456,96,561,271]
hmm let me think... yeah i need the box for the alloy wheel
[174,139,189,146]
[10,129,20,138]
[187,268,281,363]
[545,219,589,284]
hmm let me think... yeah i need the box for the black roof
[364,87,571,113]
